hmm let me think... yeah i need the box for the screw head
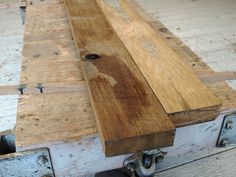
[225,120,233,129]
[37,155,48,166]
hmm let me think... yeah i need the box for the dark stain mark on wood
[85,54,149,120]
[33,54,40,58]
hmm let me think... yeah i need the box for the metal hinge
[216,112,236,147]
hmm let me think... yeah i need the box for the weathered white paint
[0,5,23,86]
[0,95,18,133]
[227,80,236,90]
[0,4,22,134]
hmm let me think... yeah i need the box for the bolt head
[225,120,233,129]
[220,138,229,147]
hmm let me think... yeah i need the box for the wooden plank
[15,0,236,175]
[64,0,175,156]
[21,4,82,86]
[126,0,236,125]
[16,3,97,149]
[155,148,236,177]
[97,0,222,126]
[16,92,96,147]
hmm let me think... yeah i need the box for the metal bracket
[0,148,54,176]
[216,113,236,147]
[123,150,165,177]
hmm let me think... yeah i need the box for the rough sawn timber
[97,0,222,126]
[64,0,175,156]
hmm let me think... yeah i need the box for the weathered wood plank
[16,92,96,147]
[97,0,222,126]
[128,0,236,125]
[64,0,175,156]
[16,3,97,150]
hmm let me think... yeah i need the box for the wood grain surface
[16,3,97,149]
[97,0,221,121]
[64,0,175,156]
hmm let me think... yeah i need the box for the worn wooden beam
[97,0,222,126]
[64,0,175,156]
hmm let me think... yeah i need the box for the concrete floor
[0,2,23,133]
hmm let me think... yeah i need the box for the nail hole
[159,27,168,33]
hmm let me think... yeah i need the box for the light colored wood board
[24,13,69,33]
[0,95,18,134]
[22,40,77,63]
[16,92,96,147]
[206,81,236,110]
[23,2,71,41]
[64,0,175,156]
[24,27,72,42]
[20,59,83,85]
[97,0,221,115]
[0,85,19,95]
[198,72,236,83]
[20,3,82,85]
[155,147,236,177]
[118,0,236,125]
[25,0,63,5]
